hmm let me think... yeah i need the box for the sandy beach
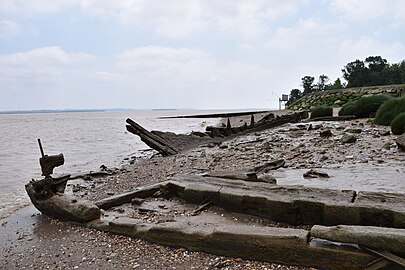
[1,110,404,270]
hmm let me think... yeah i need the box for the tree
[365,56,388,72]
[325,78,345,90]
[286,89,302,106]
[342,59,369,88]
[365,56,388,85]
[302,76,315,95]
[317,74,329,91]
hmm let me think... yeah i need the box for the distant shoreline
[0,109,106,115]
[159,109,274,119]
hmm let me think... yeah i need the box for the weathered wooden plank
[361,247,405,268]
[87,216,376,270]
[311,225,405,254]
[95,184,161,210]
[164,175,405,228]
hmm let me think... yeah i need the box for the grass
[310,105,333,119]
[374,96,405,125]
[390,112,405,135]
[338,94,393,118]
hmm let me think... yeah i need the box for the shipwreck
[26,113,405,270]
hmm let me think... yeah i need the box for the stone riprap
[289,84,405,110]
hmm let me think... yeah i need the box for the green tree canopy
[302,76,315,95]
[286,55,405,106]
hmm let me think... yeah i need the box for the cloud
[0,0,307,38]
[267,18,344,50]
[0,46,95,67]
[114,45,277,108]
[330,0,405,21]
[75,0,307,38]
[0,0,79,15]
[0,47,99,110]
[0,46,279,110]
[0,20,22,39]
[339,37,405,62]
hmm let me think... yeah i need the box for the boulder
[340,134,357,144]
[320,129,332,137]
[396,133,405,151]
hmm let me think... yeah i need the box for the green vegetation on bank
[338,95,393,118]
[310,106,333,119]
[391,112,405,135]
[374,96,405,126]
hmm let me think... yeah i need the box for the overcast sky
[1,0,405,111]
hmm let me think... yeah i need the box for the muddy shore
[1,110,404,269]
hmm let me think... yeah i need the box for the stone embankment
[289,84,405,110]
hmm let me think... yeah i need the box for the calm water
[0,110,220,219]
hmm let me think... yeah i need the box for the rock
[379,130,391,136]
[257,174,277,184]
[396,133,405,151]
[319,129,332,137]
[303,169,330,178]
[340,134,357,144]
[131,198,145,205]
[320,155,328,162]
[346,128,362,134]
[382,142,393,150]
[191,131,209,137]
[252,159,285,173]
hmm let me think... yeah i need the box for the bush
[390,112,405,135]
[338,101,356,116]
[339,95,393,118]
[310,106,333,119]
[375,96,405,125]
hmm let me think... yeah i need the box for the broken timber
[26,141,101,222]
[311,225,405,255]
[28,167,405,269]
[89,174,405,270]
[205,111,308,137]
[126,111,309,155]
[126,118,180,156]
